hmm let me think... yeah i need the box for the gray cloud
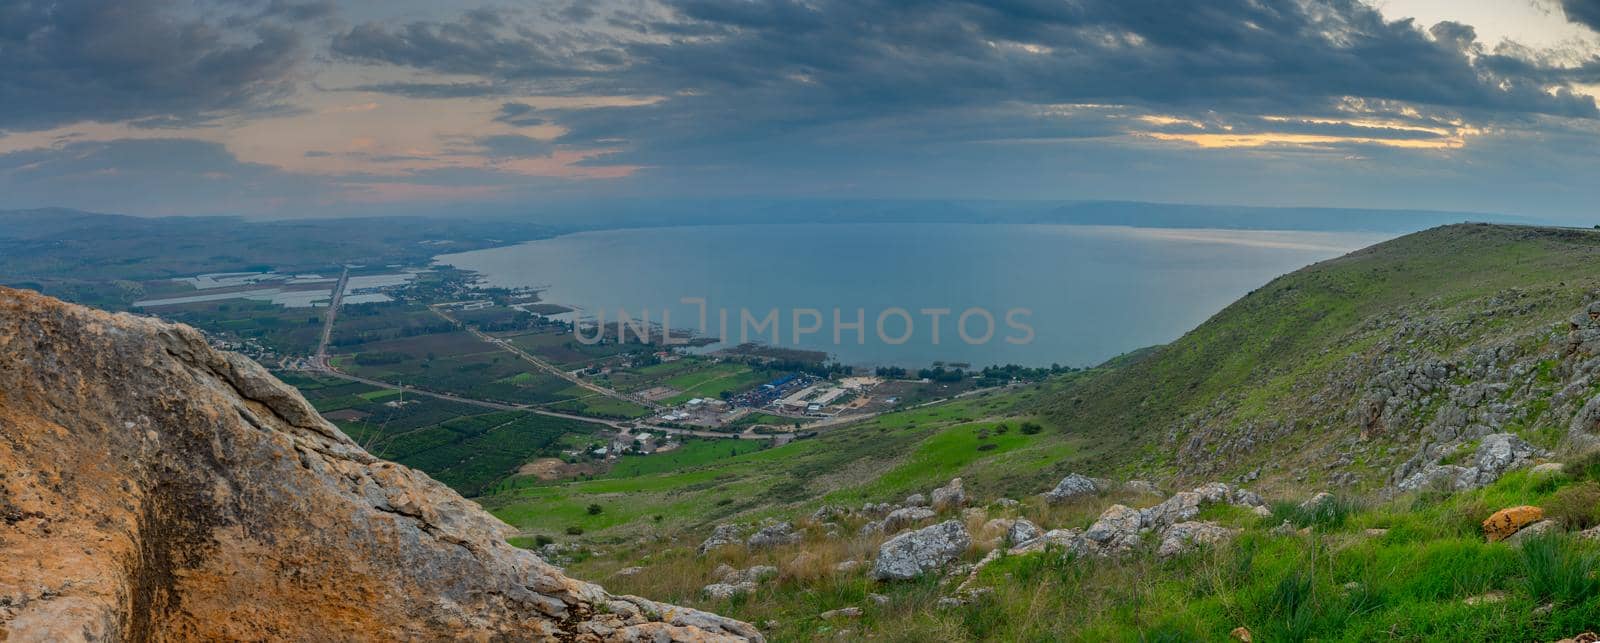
[1562,0,1600,31]
[0,138,330,214]
[0,0,308,132]
[475,134,554,158]
[334,0,1600,172]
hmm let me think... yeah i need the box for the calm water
[436,224,1392,368]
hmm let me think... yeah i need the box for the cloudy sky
[3,0,1600,221]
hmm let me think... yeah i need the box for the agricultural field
[333,330,579,406]
[505,330,639,367]
[281,372,597,497]
[145,297,327,356]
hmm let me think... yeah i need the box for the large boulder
[1042,473,1102,503]
[871,520,972,581]
[1141,491,1204,531]
[931,478,967,512]
[1084,504,1144,555]
[0,288,762,642]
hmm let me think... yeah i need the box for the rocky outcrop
[1395,433,1543,493]
[871,520,971,581]
[0,288,761,642]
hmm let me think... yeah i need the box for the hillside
[0,287,759,641]
[482,224,1600,640]
[1034,223,1600,492]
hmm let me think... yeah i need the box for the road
[305,365,778,440]
[312,267,350,368]
[428,305,663,411]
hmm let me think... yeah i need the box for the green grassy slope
[1032,223,1600,490]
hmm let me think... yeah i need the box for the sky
[3,0,1600,221]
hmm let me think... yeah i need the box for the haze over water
[439,224,1393,368]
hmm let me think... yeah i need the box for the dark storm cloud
[1562,0,1600,31]
[330,7,618,80]
[333,0,1599,168]
[0,0,307,132]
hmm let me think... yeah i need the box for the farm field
[283,372,597,497]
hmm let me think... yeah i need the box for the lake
[435,224,1393,368]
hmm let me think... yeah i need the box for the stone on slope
[1042,473,1101,503]
[1504,520,1560,545]
[1157,522,1240,558]
[931,478,967,512]
[747,522,801,549]
[1007,519,1044,547]
[0,288,761,642]
[883,506,938,532]
[1483,505,1545,542]
[871,520,972,581]
[1084,504,1144,555]
[700,523,747,555]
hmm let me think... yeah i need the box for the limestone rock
[702,582,757,601]
[1124,480,1162,496]
[1084,504,1143,555]
[0,288,761,642]
[1505,519,1560,545]
[883,506,938,532]
[747,522,801,549]
[931,478,967,512]
[871,520,972,581]
[1157,521,1239,558]
[1483,505,1545,542]
[700,523,747,555]
[1299,492,1336,513]
[904,493,929,507]
[1007,519,1044,547]
[1531,462,1566,477]
[1042,473,1101,503]
[819,607,862,621]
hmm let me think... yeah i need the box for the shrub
[565,525,584,535]
[1520,534,1600,605]
[1546,481,1600,529]
[587,503,604,515]
[977,443,998,452]
[534,534,554,547]
[1278,495,1362,531]
[1568,449,1600,482]
[1019,422,1043,435]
